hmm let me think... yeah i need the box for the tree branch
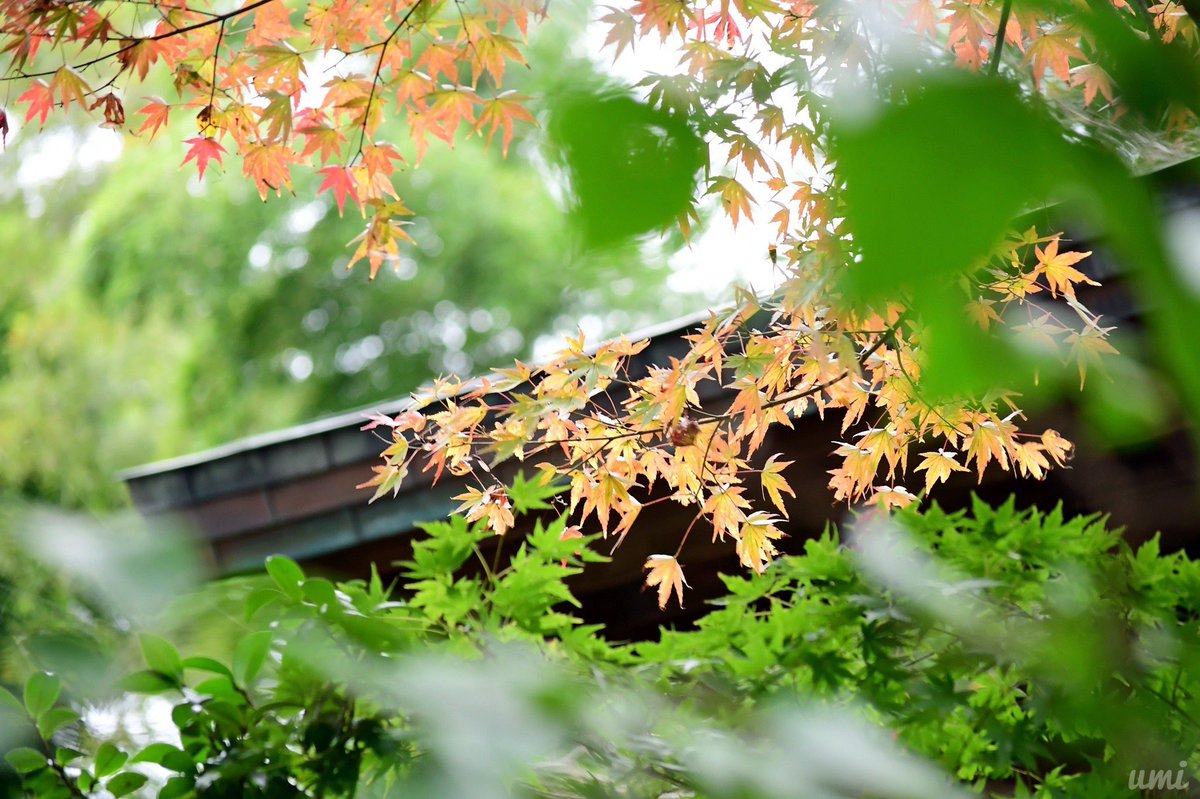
[354,0,426,160]
[987,0,1014,77]
[2,0,277,82]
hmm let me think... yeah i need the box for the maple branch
[987,0,1013,77]
[354,0,426,160]
[207,17,225,111]
[754,311,910,415]
[0,0,277,82]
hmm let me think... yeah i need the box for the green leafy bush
[2,496,1198,798]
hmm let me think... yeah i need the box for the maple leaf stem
[354,0,427,161]
[987,0,1014,77]
[673,508,705,559]
[470,543,498,586]
[490,533,505,575]
[0,0,277,82]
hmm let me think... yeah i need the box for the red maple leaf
[181,136,226,180]
[17,80,54,126]
[317,165,358,216]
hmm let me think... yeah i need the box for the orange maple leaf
[243,143,299,200]
[707,176,755,226]
[453,484,515,535]
[476,92,536,157]
[135,98,171,140]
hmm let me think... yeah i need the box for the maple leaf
[643,554,687,609]
[243,143,299,200]
[476,92,536,157]
[759,454,795,516]
[465,23,526,83]
[117,38,166,81]
[737,511,785,573]
[49,66,89,113]
[1034,239,1096,299]
[707,176,755,226]
[600,6,637,60]
[703,484,750,541]
[866,485,917,510]
[558,525,585,567]
[964,416,1014,480]
[965,297,1001,331]
[914,449,968,495]
[18,80,54,126]
[1066,323,1118,389]
[1026,26,1085,84]
[1013,442,1050,480]
[135,99,171,140]
[181,136,227,180]
[252,42,306,95]
[1070,63,1115,107]
[348,205,415,279]
[259,91,294,143]
[317,166,359,216]
[453,484,515,535]
[89,93,124,129]
[356,461,409,502]
[1041,429,1073,465]
[249,1,299,46]
[0,108,7,149]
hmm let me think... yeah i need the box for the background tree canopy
[0,8,717,511]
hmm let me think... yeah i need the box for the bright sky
[578,17,781,303]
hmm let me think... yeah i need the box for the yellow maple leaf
[965,296,1001,331]
[964,415,1014,480]
[1013,442,1050,480]
[737,512,785,574]
[703,484,750,541]
[643,555,688,609]
[1026,26,1086,84]
[1034,238,1096,299]
[759,455,795,516]
[865,485,917,511]
[914,449,968,495]
[1041,429,1073,465]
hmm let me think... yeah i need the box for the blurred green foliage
[549,92,705,246]
[3,495,1199,797]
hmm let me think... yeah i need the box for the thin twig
[354,0,426,160]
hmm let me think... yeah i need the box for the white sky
[578,18,780,302]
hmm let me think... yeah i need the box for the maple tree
[3,0,1198,606]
